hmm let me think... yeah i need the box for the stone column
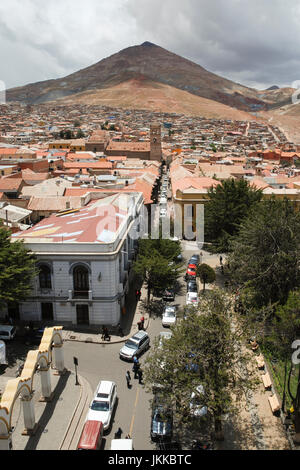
[39,365,53,402]
[0,434,12,451]
[53,343,65,375]
[21,393,38,436]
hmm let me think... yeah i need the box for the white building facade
[8,192,144,326]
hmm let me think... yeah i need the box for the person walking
[114,427,123,439]
[140,316,145,330]
[126,371,131,389]
[219,255,223,265]
[135,289,140,301]
[102,327,110,342]
[138,368,143,384]
[133,356,139,379]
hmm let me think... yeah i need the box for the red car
[186,264,197,280]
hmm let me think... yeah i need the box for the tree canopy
[0,226,37,308]
[133,238,183,303]
[204,178,262,253]
[143,289,256,439]
[228,197,300,308]
[196,263,216,291]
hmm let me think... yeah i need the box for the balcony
[68,290,92,301]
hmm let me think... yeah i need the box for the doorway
[41,303,54,321]
[76,305,89,325]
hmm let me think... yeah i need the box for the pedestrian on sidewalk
[135,289,140,301]
[126,371,131,389]
[140,316,145,330]
[219,255,223,265]
[102,326,111,341]
[114,427,123,439]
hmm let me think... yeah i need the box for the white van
[110,439,133,450]
[0,325,16,341]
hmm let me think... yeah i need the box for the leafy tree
[143,289,257,441]
[228,198,300,308]
[196,263,216,291]
[75,129,85,139]
[133,239,183,304]
[0,226,38,308]
[204,178,263,253]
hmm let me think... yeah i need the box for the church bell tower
[150,123,162,161]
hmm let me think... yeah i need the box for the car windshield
[164,311,175,317]
[91,400,109,411]
[125,340,138,349]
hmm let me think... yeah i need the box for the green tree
[196,263,216,292]
[75,129,85,139]
[133,239,183,304]
[143,289,256,441]
[0,226,37,307]
[204,178,263,253]
[228,197,300,308]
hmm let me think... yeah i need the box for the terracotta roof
[63,162,112,169]
[173,177,218,194]
[28,196,82,212]
[0,178,23,191]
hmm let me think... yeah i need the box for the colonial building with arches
[4,192,144,327]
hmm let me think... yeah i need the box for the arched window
[39,265,52,289]
[73,265,89,298]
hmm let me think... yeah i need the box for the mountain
[266,85,280,91]
[6,42,294,114]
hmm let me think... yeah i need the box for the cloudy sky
[1,0,300,91]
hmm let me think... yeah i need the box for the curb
[62,316,151,346]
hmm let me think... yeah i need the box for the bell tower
[150,123,162,161]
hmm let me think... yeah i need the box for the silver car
[119,330,150,361]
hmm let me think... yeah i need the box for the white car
[158,331,173,348]
[86,380,117,430]
[160,198,167,205]
[186,292,199,306]
[190,385,208,418]
[162,306,176,327]
[160,208,167,218]
[0,325,16,341]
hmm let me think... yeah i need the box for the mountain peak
[140,41,157,47]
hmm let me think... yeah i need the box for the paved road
[62,243,205,450]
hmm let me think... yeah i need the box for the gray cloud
[0,0,300,91]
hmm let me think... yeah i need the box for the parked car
[190,385,208,418]
[0,325,17,341]
[189,254,200,265]
[158,331,173,348]
[119,330,150,361]
[187,280,198,293]
[186,292,199,306]
[86,381,117,431]
[77,420,104,450]
[24,327,45,345]
[151,393,173,442]
[160,197,167,205]
[185,264,197,280]
[162,288,175,301]
[160,208,167,218]
[162,306,177,327]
